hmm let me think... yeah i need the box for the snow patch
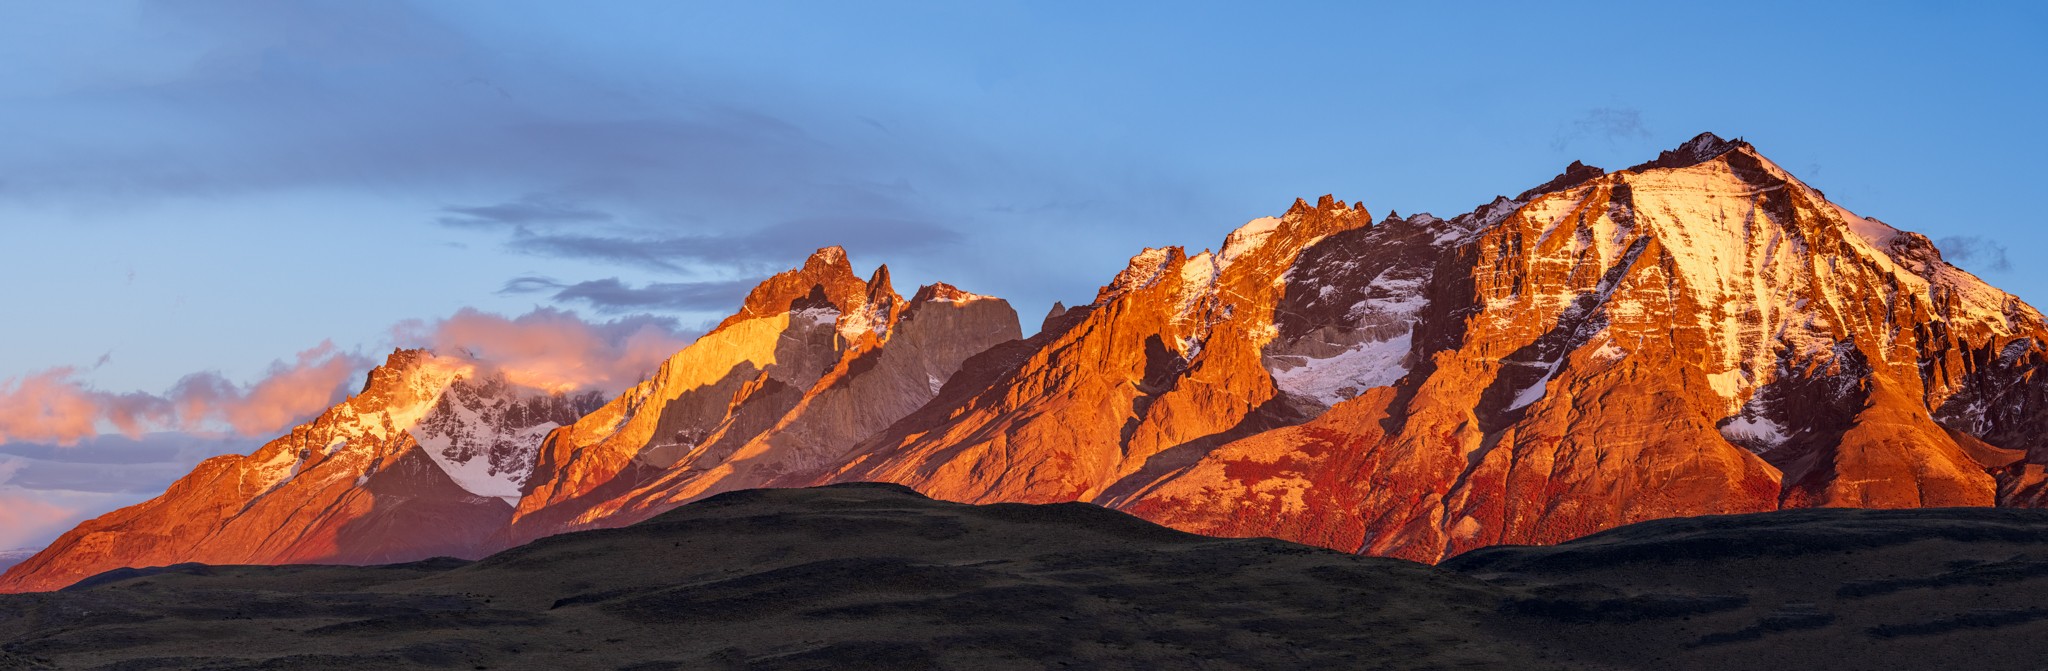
[1720,414,1789,450]
[1507,361,1560,411]
[792,306,840,326]
[1221,216,1283,262]
[927,291,991,303]
[1270,332,1411,406]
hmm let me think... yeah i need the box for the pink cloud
[168,341,370,437]
[0,343,368,445]
[393,307,692,394]
[0,368,107,445]
[0,309,692,447]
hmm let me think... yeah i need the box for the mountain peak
[1041,301,1069,332]
[717,247,870,331]
[356,348,466,397]
[867,264,894,296]
[1286,194,1363,216]
[805,245,851,270]
[1625,132,1750,172]
[910,282,992,305]
[1515,160,1608,201]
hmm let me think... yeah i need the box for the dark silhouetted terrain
[2,484,2045,670]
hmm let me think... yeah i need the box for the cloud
[503,216,961,275]
[0,432,254,466]
[1552,107,1653,152]
[0,1,956,257]
[0,2,995,303]
[0,344,370,445]
[1935,235,2012,273]
[437,194,615,228]
[0,432,252,496]
[166,341,369,437]
[0,369,104,445]
[391,307,695,394]
[501,277,758,314]
[0,304,697,448]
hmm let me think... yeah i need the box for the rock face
[0,249,1022,594]
[500,247,1023,544]
[1118,134,2048,561]
[9,134,2048,592]
[819,196,1378,503]
[0,351,602,593]
[0,248,1021,593]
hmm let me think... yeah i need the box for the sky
[0,0,2044,549]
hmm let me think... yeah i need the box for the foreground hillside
[2,485,2045,670]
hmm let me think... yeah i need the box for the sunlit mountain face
[7,134,2048,594]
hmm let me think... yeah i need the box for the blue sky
[0,1,2043,546]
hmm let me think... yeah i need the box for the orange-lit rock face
[819,200,1375,504]
[1119,135,2048,561]
[0,351,601,593]
[501,248,1023,543]
[0,247,1022,593]
[11,135,2048,593]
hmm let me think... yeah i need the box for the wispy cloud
[1552,107,1653,152]
[501,276,759,314]
[0,344,369,445]
[437,194,615,228]
[503,217,961,275]
[0,433,251,495]
[0,306,697,445]
[1936,235,2012,273]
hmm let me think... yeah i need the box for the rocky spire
[1625,131,1749,172]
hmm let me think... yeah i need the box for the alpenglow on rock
[7,134,2047,592]
[0,351,604,593]
[0,248,1023,593]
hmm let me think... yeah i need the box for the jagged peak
[805,245,851,270]
[867,264,895,297]
[909,282,994,304]
[717,246,869,331]
[1285,194,1366,217]
[355,348,470,395]
[1225,194,1371,263]
[380,347,432,371]
[1515,160,1607,201]
[1625,132,1751,173]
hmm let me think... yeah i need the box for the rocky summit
[6,133,2046,594]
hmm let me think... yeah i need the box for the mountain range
[6,132,2044,593]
